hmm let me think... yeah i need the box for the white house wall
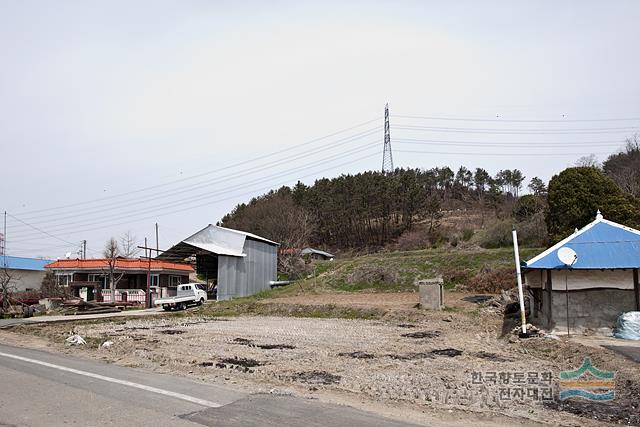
[6,269,47,292]
[525,269,634,290]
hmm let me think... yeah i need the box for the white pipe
[512,228,527,335]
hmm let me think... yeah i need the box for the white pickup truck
[155,283,207,311]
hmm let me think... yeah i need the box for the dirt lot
[3,291,639,427]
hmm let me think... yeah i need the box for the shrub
[346,264,400,286]
[479,220,513,248]
[462,228,475,241]
[465,267,515,294]
[441,268,472,289]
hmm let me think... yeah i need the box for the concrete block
[418,278,444,310]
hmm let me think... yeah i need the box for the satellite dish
[65,252,72,259]
[557,247,578,266]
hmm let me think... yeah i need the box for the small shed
[524,211,640,333]
[300,248,335,260]
[157,225,279,301]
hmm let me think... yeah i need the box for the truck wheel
[178,302,186,310]
[162,304,171,311]
[198,298,205,305]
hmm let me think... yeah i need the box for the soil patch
[159,329,185,335]
[401,331,441,339]
[231,337,295,350]
[431,348,462,357]
[216,357,263,372]
[397,323,417,328]
[462,295,493,304]
[474,351,511,362]
[338,351,375,359]
[294,370,341,385]
[256,343,296,350]
[544,400,639,426]
[385,352,433,360]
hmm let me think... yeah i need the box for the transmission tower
[382,103,394,173]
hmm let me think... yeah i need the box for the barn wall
[216,239,277,301]
[549,288,635,333]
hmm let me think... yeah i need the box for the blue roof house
[524,211,640,333]
[1,255,53,292]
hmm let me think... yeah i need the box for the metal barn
[157,225,279,301]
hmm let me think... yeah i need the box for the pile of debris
[481,287,531,315]
[60,298,122,315]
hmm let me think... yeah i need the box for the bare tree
[575,154,600,168]
[102,238,124,302]
[119,231,140,258]
[0,268,18,314]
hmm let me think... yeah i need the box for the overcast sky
[1,1,639,259]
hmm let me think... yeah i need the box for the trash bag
[65,334,87,346]
[613,312,640,340]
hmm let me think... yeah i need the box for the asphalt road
[0,344,421,427]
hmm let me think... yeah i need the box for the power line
[393,114,640,123]
[395,149,612,157]
[392,125,639,134]
[11,151,381,242]
[6,213,83,248]
[394,138,627,147]
[10,127,381,226]
[13,117,381,217]
[10,143,380,239]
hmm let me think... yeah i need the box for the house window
[56,273,73,287]
[88,274,106,287]
[151,274,159,287]
[169,275,182,286]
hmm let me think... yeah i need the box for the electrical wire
[11,150,381,242]
[393,114,640,123]
[392,125,638,134]
[13,117,382,217]
[9,127,381,225]
[10,143,380,239]
[395,149,612,157]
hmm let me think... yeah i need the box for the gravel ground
[8,298,639,427]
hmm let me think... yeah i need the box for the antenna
[382,103,394,173]
[557,247,578,266]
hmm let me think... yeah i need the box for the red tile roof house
[44,259,194,304]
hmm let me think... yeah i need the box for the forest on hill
[220,135,640,254]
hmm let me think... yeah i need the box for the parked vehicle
[154,283,207,311]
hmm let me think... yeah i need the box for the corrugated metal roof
[525,212,640,270]
[300,248,335,258]
[158,225,279,260]
[1,256,53,271]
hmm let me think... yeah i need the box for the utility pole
[155,223,159,257]
[382,103,394,174]
[138,242,167,309]
[2,211,6,265]
[82,240,87,259]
